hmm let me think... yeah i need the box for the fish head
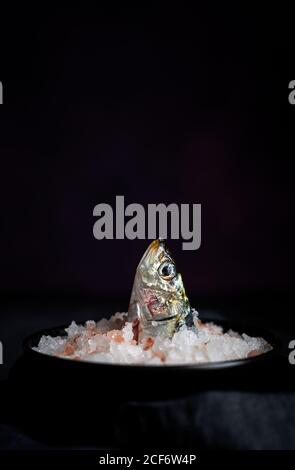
[128,240,191,338]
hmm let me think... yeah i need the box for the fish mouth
[138,239,161,266]
[146,239,167,257]
[149,239,161,251]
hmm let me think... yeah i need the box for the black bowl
[8,318,282,446]
[19,318,279,392]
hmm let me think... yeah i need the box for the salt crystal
[65,321,81,338]
[96,318,112,334]
[122,322,134,342]
[88,334,109,353]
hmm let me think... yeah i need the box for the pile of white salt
[34,310,272,365]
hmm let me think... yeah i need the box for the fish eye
[158,261,177,280]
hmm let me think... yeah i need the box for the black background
[0,5,295,454]
[0,6,294,296]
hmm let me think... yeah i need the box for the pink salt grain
[64,343,75,356]
[107,330,124,343]
[247,349,260,358]
[153,351,166,362]
[143,337,155,350]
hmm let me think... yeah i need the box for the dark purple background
[0,6,294,300]
[1,8,295,455]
